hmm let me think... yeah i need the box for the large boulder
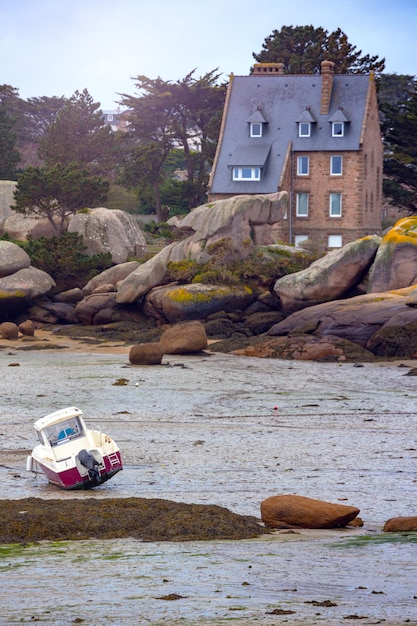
[74,292,144,326]
[368,217,417,292]
[160,321,208,354]
[0,267,55,317]
[383,516,417,532]
[0,241,31,277]
[2,213,56,240]
[144,283,255,324]
[268,288,417,351]
[116,192,287,303]
[172,191,287,253]
[116,256,170,304]
[129,342,164,365]
[0,181,17,226]
[0,321,19,339]
[273,235,380,314]
[260,494,361,529]
[68,207,147,264]
[82,261,140,296]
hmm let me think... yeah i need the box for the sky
[1,0,416,110]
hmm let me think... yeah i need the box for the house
[208,61,383,250]
[102,108,130,132]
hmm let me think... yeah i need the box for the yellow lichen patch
[383,217,417,245]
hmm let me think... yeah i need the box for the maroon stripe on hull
[37,452,123,490]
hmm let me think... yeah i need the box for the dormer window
[296,106,316,138]
[247,107,268,138]
[329,108,349,138]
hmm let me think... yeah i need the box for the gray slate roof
[210,73,371,195]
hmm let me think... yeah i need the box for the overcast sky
[1,0,416,110]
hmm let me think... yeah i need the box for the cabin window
[232,166,261,181]
[329,192,342,217]
[332,122,344,137]
[299,122,311,137]
[45,417,84,446]
[328,234,342,248]
[297,156,309,176]
[296,192,309,217]
[250,122,262,137]
[330,155,343,175]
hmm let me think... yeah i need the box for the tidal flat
[1,343,417,625]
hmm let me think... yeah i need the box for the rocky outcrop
[68,207,147,264]
[233,334,375,361]
[116,192,287,304]
[267,288,417,353]
[160,320,208,354]
[260,494,361,529]
[274,235,380,314]
[368,217,417,292]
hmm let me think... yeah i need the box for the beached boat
[27,406,123,490]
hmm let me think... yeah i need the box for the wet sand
[1,334,417,625]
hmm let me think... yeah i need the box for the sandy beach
[1,331,417,625]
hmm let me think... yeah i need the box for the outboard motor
[77,449,101,483]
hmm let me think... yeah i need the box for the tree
[381,77,417,213]
[0,85,21,179]
[252,25,385,75]
[119,70,225,218]
[13,163,109,233]
[38,89,115,176]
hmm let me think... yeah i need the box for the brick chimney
[320,60,335,115]
[252,63,285,75]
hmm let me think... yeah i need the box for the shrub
[19,232,112,292]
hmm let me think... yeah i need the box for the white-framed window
[297,155,309,175]
[330,155,343,175]
[232,166,261,181]
[250,122,262,137]
[329,192,342,217]
[296,192,309,217]
[332,122,344,137]
[295,234,308,246]
[299,122,311,137]
[328,235,342,248]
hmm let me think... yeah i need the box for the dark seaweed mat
[0,498,266,543]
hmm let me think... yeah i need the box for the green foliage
[13,163,109,233]
[381,78,417,213]
[19,232,112,292]
[166,259,204,283]
[165,237,317,290]
[119,70,226,218]
[38,89,115,176]
[252,25,385,75]
[105,184,139,212]
[0,86,21,179]
[142,221,176,240]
